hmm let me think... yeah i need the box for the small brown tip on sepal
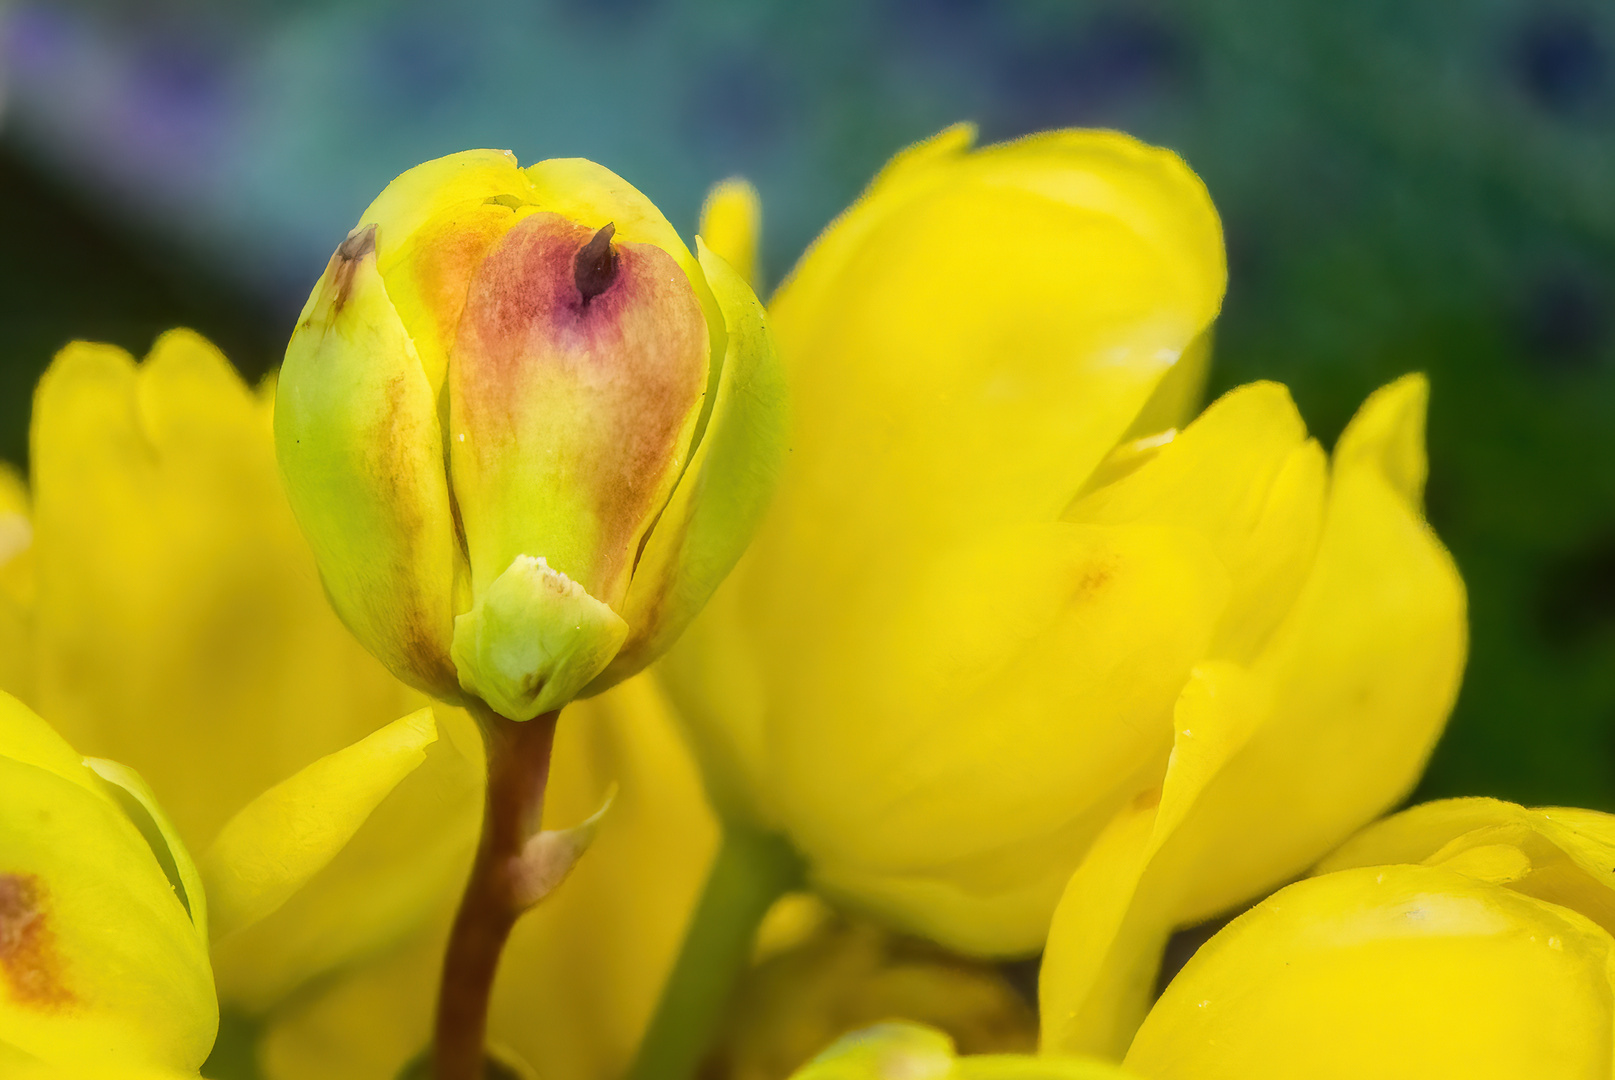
[574,222,619,306]
[337,224,378,262]
[331,224,378,314]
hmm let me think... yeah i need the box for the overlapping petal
[663,126,1235,952]
[259,674,717,1080]
[16,334,486,1020]
[1125,806,1615,1079]
[0,693,214,1074]
[1041,376,1466,1056]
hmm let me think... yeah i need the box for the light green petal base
[452,555,628,719]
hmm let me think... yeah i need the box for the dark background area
[4,0,1614,811]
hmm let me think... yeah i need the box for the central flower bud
[275,150,784,721]
[448,213,709,716]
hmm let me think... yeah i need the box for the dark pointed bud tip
[574,222,619,306]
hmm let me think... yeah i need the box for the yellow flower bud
[0,692,214,1074]
[663,124,1465,964]
[276,150,785,720]
[1124,798,1615,1080]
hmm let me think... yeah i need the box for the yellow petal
[700,177,763,289]
[1319,797,1543,873]
[1125,865,1615,1080]
[958,1058,1143,1080]
[786,1023,1138,1080]
[359,149,533,279]
[761,126,1226,601]
[1121,329,1212,439]
[1,1048,204,1080]
[84,757,208,945]
[27,330,467,1018]
[596,239,787,690]
[0,691,102,796]
[656,549,777,826]
[788,522,1227,955]
[200,707,438,941]
[212,705,481,1014]
[1041,377,1466,1056]
[257,923,446,1080]
[1161,374,1465,923]
[790,1022,955,1080]
[276,232,461,698]
[0,750,214,1070]
[1331,372,1429,506]
[664,129,1230,928]
[1319,798,1615,937]
[27,330,418,849]
[1039,662,1267,1057]
[1066,381,1327,661]
[257,675,717,1080]
[0,462,34,702]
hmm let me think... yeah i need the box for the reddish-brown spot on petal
[0,873,73,1009]
[451,212,709,602]
[1077,562,1115,598]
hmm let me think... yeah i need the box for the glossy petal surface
[1126,865,1615,1080]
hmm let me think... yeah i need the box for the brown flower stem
[433,704,561,1080]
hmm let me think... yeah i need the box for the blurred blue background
[3,0,1615,811]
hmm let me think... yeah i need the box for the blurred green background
[3,0,1614,809]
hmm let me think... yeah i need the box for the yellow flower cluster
[0,120,1595,1080]
[790,796,1615,1080]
